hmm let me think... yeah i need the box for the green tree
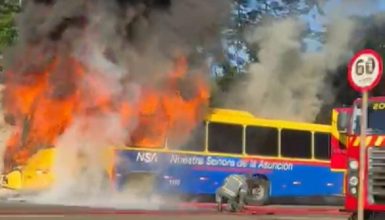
[0,0,21,53]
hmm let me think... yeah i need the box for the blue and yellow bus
[2,108,345,205]
[113,108,345,204]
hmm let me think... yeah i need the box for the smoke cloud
[221,3,370,122]
[6,0,229,84]
[223,17,355,122]
[2,0,230,205]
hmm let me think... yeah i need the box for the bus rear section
[114,108,345,205]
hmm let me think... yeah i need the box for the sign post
[348,49,383,220]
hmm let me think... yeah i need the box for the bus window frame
[161,118,329,162]
[165,121,207,152]
[279,128,313,160]
[131,141,167,150]
[313,131,331,161]
[206,121,244,155]
[242,125,246,156]
[244,125,280,158]
[311,131,315,160]
[205,121,209,153]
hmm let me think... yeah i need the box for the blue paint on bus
[114,150,344,198]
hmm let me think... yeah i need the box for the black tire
[245,177,270,206]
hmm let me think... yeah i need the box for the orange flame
[3,54,209,172]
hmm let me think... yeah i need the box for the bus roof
[206,108,331,132]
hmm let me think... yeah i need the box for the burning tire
[245,177,270,206]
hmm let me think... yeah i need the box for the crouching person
[215,174,248,212]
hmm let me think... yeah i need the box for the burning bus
[0,32,347,205]
[0,52,346,204]
[1,106,346,205]
[0,0,351,205]
[0,47,347,203]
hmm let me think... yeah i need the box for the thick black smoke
[221,16,356,123]
[316,15,385,124]
[4,0,230,91]
[0,0,231,202]
[219,2,385,125]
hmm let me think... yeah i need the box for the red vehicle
[334,96,385,219]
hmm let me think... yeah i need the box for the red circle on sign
[347,49,383,93]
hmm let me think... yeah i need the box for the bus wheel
[246,178,270,206]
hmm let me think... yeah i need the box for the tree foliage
[214,0,323,94]
[0,0,21,53]
[214,0,385,124]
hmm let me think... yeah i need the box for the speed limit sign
[348,49,383,92]
[347,49,383,220]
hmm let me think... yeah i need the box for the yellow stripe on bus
[376,137,384,146]
[352,136,385,147]
[366,136,373,146]
[352,136,377,147]
[331,169,346,173]
[354,138,360,146]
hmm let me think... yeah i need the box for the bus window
[314,132,331,160]
[208,122,243,154]
[281,129,312,159]
[169,122,206,151]
[246,126,278,156]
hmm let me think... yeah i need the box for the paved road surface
[0,215,350,220]
[0,201,351,220]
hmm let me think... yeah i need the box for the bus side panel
[267,164,344,197]
[115,150,344,198]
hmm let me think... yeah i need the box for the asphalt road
[0,201,352,220]
[0,215,349,220]
[0,213,350,220]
